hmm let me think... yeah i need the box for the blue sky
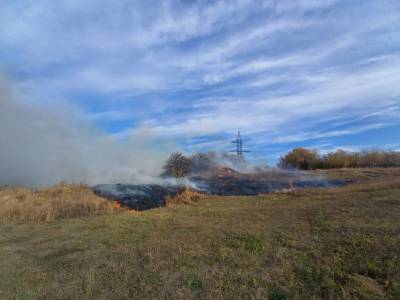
[1,0,400,165]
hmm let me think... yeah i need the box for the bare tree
[190,152,216,174]
[162,152,191,185]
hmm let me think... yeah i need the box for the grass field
[0,169,399,299]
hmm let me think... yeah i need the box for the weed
[187,276,205,292]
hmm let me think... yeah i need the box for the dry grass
[165,188,205,206]
[314,167,400,181]
[0,183,116,223]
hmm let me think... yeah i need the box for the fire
[113,201,121,209]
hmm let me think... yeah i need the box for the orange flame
[113,201,121,209]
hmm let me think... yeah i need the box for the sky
[1,0,400,165]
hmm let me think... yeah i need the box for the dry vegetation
[165,188,205,206]
[0,184,115,223]
[0,169,399,299]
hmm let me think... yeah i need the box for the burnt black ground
[93,171,350,210]
[93,184,180,210]
[192,176,349,196]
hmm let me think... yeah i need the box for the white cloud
[146,58,400,146]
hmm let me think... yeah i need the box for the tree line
[279,148,400,170]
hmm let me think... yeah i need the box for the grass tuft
[165,188,205,206]
[187,276,205,292]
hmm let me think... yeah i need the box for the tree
[190,152,217,174]
[324,149,352,168]
[279,147,400,169]
[162,152,191,184]
[279,148,321,170]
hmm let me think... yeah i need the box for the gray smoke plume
[0,77,169,187]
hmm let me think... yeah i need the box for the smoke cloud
[0,77,169,187]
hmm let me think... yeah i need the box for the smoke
[189,151,268,175]
[0,77,169,187]
[215,152,268,173]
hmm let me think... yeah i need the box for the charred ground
[93,167,350,210]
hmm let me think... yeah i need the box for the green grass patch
[187,275,205,292]
[229,233,266,254]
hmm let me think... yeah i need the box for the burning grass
[0,183,116,223]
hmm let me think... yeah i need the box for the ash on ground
[93,168,349,210]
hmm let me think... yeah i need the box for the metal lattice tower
[230,131,250,158]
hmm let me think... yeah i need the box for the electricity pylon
[230,131,250,158]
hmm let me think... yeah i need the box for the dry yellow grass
[165,188,205,206]
[0,183,116,223]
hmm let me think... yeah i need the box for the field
[0,169,399,299]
